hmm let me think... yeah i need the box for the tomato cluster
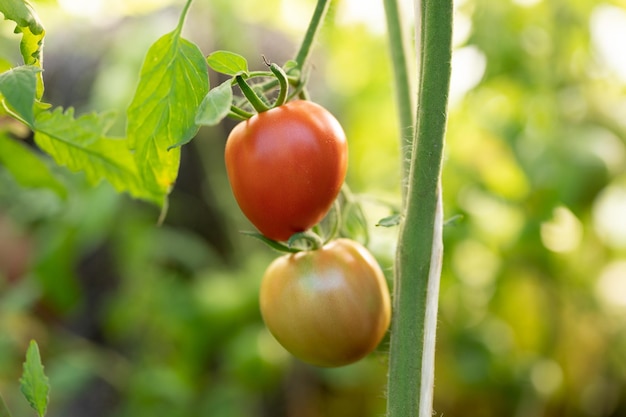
[225,100,347,242]
[259,239,391,367]
[224,99,389,367]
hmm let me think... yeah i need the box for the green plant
[0,0,454,415]
[0,341,50,417]
[225,100,347,242]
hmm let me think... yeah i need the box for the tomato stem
[269,63,289,108]
[174,0,194,37]
[293,0,331,72]
[287,231,324,251]
[383,0,415,205]
[230,105,254,119]
[386,0,452,416]
[235,75,270,113]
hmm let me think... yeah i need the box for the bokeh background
[1,0,626,416]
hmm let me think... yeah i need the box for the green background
[1,0,625,416]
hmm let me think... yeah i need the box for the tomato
[225,100,348,241]
[259,238,391,367]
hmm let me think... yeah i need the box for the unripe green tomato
[259,238,391,367]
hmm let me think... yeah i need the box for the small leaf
[33,107,162,204]
[0,0,46,97]
[282,59,299,74]
[240,231,300,253]
[207,51,248,75]
[0,393,14,417]
[0,65,40,125]
[0,132,66,197]
[126,30,209,200]
[195,80,234,126]
[444,214,464,227]
[376,213,401,228]
[19,340,49,417]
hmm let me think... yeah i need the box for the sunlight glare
[449,46,487,107]
[596,261,626,310]
[58,0,104,17]
[540,206,583,253]
[591,5,626,82]
[593,185,626,249]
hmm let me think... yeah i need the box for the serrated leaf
[33,107,162,204]
[195,80,233,126]
[19,340,49,417]
[0,0,45,97]
[207,51,248,76]
[0,394,14,417]
[0,132,66,197]
[0,65,39,125]
[126,30,209,198]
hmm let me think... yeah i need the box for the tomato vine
[0,0,454,415]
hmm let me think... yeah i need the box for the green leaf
[0,65,39,125]
[126,31,209,198]
[195,80,233,126]
[283,59,299,75]
[0,58,12,73]
[376,213,401,228]
[240,231,300,253]
[207,51,248,76]
[33,107,162,204]
[0,394,14,417]
[0,132,66,197]
[0,0,45,97]
[19,340,49,417]
[443,214,463,227]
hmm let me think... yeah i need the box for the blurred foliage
[1,0,626,416]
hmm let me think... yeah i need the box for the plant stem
[383,0,415,204]
[269,63,289,107]
[293,0,331,70]
[174,0,194,36]
[235,75,270,113]
[386,0,452,416]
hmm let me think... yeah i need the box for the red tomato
[259,238,391,367]
[225,100,348,241]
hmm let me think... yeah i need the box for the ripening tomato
[225,100,348,241]
[259,238,391,367]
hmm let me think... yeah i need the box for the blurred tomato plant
[1,0,626,416]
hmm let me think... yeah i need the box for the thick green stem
[383,0,415,204]
[293,0,330,70]
[386,0,452,416]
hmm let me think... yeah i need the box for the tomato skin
[225,100,348,241]
[259,239,391,367]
